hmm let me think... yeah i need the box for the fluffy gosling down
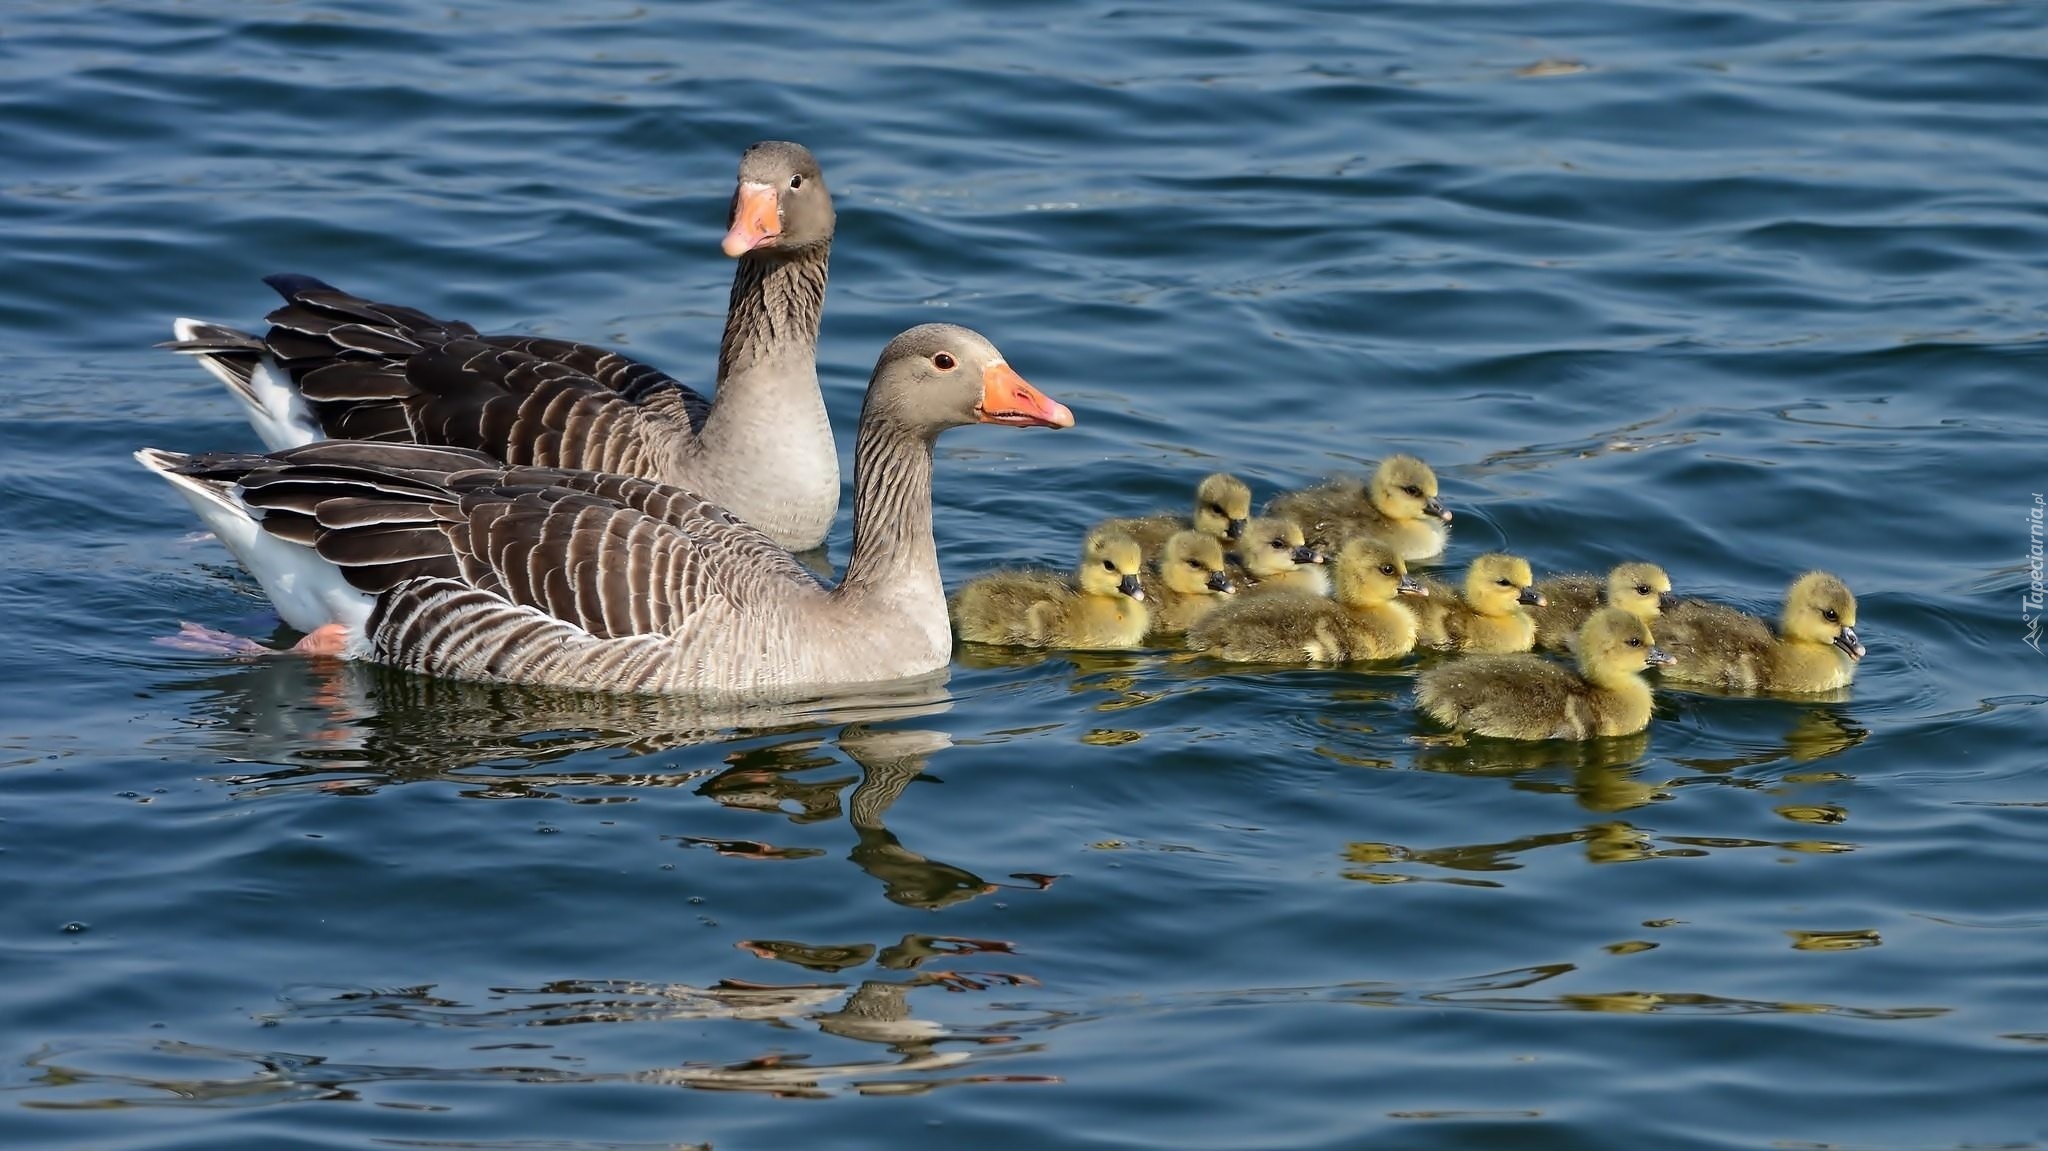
[951,528,1149,650]
[1228,516,1329,596]
[1094,472,1253,560]
[1415,553,1545,653]
[1266,454,1452,561]
[1415,608,1676,740]
[1146,530,1238,637]
[1188,539,1427,663]
[1533,562,1675,653]
[1656,571,1865,693]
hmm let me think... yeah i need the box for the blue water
[3,1,2045,1147]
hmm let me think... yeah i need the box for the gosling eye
[1496,578,1513,587]
[1270,539,1287,550]
[1626,636,1643,647]
[931,352,956,371]
[1822,608,1840,622]
[1205,503,1224,515]
[1634,585,1652,596]
[1186,560,1202,570]
[1378,563,1395,575]
[1101,560,1115,571]
[1403,485,1422,497]
[789,173,805,190]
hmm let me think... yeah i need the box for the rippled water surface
[4,1,2046,1147]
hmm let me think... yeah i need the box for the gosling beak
[722,181,782,258]
[1119,573,1144,602]
[1518,587,1548,607]
[975,361,1075,429]
[1658,591,1679,611]
[1397,575,1429,597]
[1424,496,1452,522]
[1834,626,1865,661]
[1292,544,1325,565]
[1646,645,1677,668]
[1206,570,1237,595]
[1225,517,1247,542]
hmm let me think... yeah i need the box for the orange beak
[975,362,1074,429]
[722,182,780,258]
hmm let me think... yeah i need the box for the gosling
[1533,562,1675,653]
[1415,553,1545,653]
[1267,454,1452,561]
[1228,516,1330,597]
[1656,571,1865,693]
[951,528,1149,650]
[1415,608,1676,740]
[1146,530,1238,638]
[1188,539,1427,663]
[1094,472,1253,560]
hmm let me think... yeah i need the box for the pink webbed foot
[154,621,351,660]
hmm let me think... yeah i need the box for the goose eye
[789,173,804,190]
[1186,560,1202,569]
[1823,608,1839,622]
[1496,578,1513,587]
[1403,485,1422,497]
[1206,503,1224,515]
[1634,585,1651,596]
[932,352,956,370]
[1101,560,1115,571]
[1378,563,1395,575]
[1271,539,1287,549]
[1626,636,1643,647]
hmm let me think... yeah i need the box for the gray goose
[137,324,1073,695]
[161,140,843,552]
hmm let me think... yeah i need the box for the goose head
[1079,528,1146,602]
[1782,571,1863,660]
[860,324,1074,437]
[1191,473,1253,543]
[1369,454,1451,524]
[1577,607,1675,684]
[1161,530,1235,597]
[1464,553,1543,616]
[1333,539,1426,608]
[1232,516,1322,578]
[1606,562,1675,621]
[723,140,836,259]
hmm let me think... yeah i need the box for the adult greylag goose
[1532,562,1675,653]
[161,141,843,551]
[1655,571,1864,693]
[1416,608,1676,740]
[1266,454,1452,561]
[137,324,1072,695]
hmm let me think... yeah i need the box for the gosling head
[1161,530,1235,597]
[1369,454,1450,524]
[1577,607,1676,682]
[1605,562,1675,621]
[1231,516,1323,578]
[1782,571,1863,660]
[1190,473,1253,543]
[1332,539,1427,608]
[1078,528,1146,602]
[1463,553,1544,616]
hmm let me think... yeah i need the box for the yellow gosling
[1415,608,1676,740]
[1188,539,1427,663]
[1267,454,1452,561]
[1228,516,1329,597]
[951,528,1149,650]
[1657,571,1864,693]
[1094,472,1253,560]
[1146,530,1237,638]
[1533,562,1675,653]
[1415,553,1544,652]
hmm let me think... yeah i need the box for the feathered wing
[1416,655,1585,739]
[163,275,710,460]
[166,441,823,691]
[1531,573,1602,651]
